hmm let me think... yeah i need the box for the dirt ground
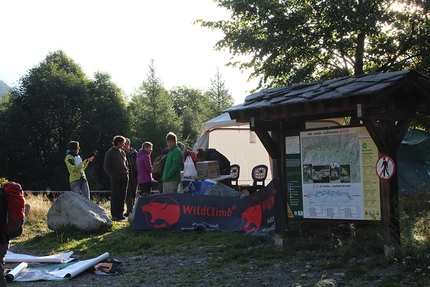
[6,246,409,287]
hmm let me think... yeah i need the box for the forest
[0,51,233,191]
[1,0,430,191]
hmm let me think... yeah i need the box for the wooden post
[364,119,406,257]
[379,166,400,257]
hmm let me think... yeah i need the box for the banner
[132,179,286,236]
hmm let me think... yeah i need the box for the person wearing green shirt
[162,132,183,193]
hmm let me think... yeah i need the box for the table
[206,174,234,182]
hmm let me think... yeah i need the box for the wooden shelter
[225,70,430,249]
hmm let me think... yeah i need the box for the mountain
[0,80,11,96]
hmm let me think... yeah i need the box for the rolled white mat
[5,262,28,282]
[49,252,109,279]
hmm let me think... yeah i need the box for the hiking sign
[376,156,395,180]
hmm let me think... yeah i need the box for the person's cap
[177,142,188,155]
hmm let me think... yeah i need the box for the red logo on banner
[241,197,262,233]
[142,196,180,228]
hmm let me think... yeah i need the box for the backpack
[152,154,168,174]
[0,181,27,239]
[93,258,123,276]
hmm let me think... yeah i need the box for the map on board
[301,129,361,184]
[285,135,300,154]
[300,128,364,219]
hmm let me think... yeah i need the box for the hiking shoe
[112,215,125,221]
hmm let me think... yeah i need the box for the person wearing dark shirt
[123,138,138,217]
[103,135,129,221]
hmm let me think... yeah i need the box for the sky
[0,0,259,105]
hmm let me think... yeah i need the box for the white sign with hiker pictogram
[376,156,395,180]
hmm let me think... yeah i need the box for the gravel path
[6,248,405,287]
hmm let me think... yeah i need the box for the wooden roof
[225,70,430,243]
[226,70,430,127]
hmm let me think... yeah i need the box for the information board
[286,127,381,220]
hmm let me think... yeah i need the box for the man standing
[103,135,129,221]
[123,138,138,217]
[161,132,183,193]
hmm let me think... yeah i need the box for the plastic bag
[183,156,197,179]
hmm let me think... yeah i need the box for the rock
[47,191,111,231]
[317,279,337,286]
[128,201,138,224]
[204,183,242,197]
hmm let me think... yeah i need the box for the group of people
[0,133,231,287]
[0,131,234,287]
[64,131,231,221]
[100,135,159,221]
[64,136,151,221]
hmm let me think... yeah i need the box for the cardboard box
[196,161,220,180]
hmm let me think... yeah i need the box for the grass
[10,191,430,286]
[13,193,277,259]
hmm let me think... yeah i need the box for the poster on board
[286,126,381,220]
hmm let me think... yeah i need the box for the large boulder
[47,191,111,231]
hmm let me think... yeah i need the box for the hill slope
[0,80,11,96]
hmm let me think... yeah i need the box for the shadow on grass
[12,222,279,262]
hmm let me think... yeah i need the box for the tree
[205,67,234,119]
[170,86,210,148]
[197,0,430,89]
[0,50,129,190]
[129,60,179,156]
[0,50,91,190]
[85,72,130,190]
[0,90,11,112]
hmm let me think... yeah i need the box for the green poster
[285,134,303,218]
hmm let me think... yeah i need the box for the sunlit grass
[412,215,430,243]
[12,193,277,260]
[24,193,50,221]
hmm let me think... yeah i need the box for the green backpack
[152,154,168,174]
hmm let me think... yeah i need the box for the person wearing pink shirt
[136,142,153,196]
